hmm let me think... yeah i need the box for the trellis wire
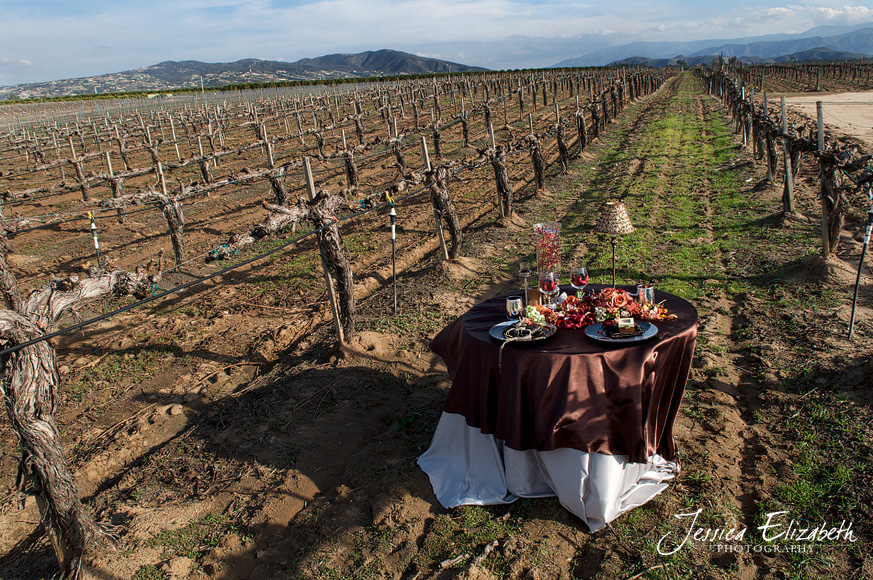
[0,219,334,357]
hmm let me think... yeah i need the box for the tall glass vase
[533,222,561,275]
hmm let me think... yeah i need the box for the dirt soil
[784,92,873,148]
[1,74,872,580]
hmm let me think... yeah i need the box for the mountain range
[554,23,873,67]
[0,49,485,101]
[610,47,873,69]
[4,22,873,101]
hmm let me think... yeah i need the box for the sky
[2,1,873,86]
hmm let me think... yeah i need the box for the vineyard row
[698,65,873,265]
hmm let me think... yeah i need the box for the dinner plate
[489,321,558,343]
[584,321,658,344]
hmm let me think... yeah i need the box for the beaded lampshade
[595,201,635,235]
[595,201,634,286]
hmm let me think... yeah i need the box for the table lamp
[595,201,634,286]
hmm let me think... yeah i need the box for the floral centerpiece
[533,222,561,274]
[523,287,677,329]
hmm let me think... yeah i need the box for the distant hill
[688,27,873,60]
[555,24,873,68]
[609,47,873,68]
[294,50,480,75]
[770,47,873,63]
[142,50,484,82]
[0,49,486,101]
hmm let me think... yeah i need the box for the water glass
[637,284,655,305]
[506,296,524,321]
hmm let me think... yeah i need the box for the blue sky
[1,1,872,85]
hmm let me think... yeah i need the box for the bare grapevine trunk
[427,167,463,259]
[820,160,844,258]
[0,237,21,311]
[110,177,126,224]
[392,140,407,175]
[460,115,470,147]
[527,135,546,190]
[490,145,513,218]
[556,123,570,173]
[0,316,108,579]
[73,161,90,203]
[269,167,290,206]
[161,196,186,266]
[765,127,778,181]
[433,127,443,159]
[354,115,365,145]
[0,256,160,578]
[343,151,359,190]
[106,187,186,265]
[316,132,326,160]
[575,112,587,154]
[590,105,601,139]
[309,193,356,338]
[200,159,214,184]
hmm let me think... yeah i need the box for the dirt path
[1,73,871,580]
[784,91,873,149]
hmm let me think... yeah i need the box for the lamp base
[611,236,617,287]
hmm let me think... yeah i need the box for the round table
[418,285,698,531]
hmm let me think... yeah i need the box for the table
[417,285,698,531]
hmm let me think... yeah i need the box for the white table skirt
[417,412,680,532]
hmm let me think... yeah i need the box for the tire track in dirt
[679,90,761,525]
[637,79,761,517]
[591,75,780,576]
[563,73,770,548]
[671,79,805,578]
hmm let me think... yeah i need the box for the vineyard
[0,64,871,580]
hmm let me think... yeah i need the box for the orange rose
[612,292,629,309]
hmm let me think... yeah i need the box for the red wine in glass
[538,271,559,307]
[570,266,589,294]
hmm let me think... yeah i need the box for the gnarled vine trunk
[427,166,463,259]
[0,255,160,579]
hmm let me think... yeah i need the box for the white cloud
[2,1,873,83]
[0,57,32,66]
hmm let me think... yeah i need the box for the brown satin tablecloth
[430,285,698,464]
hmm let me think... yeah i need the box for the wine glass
[518,261,531,304]
[506,296,524,322]
[538,271,559,309]
[570,266,589,295]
